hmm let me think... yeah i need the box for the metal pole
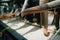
[21,0,28,12]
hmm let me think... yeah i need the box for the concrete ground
[1,15,60,40]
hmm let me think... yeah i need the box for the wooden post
[39,0,49,37]
[55,13,59,30]
[0,32,2,40]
